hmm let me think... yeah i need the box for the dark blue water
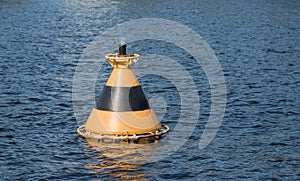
[1,0,299,180]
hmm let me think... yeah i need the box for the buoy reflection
[84,139,161,180]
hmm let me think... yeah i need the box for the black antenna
[119,39,126,55]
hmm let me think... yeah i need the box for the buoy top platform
[77,42,169,143]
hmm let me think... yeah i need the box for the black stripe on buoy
[96,85,150,112]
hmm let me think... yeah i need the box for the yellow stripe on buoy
[85,109,161,135]
[106,68,139,87]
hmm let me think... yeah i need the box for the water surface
[0,0,299,180]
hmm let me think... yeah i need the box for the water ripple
[0,0,299,180]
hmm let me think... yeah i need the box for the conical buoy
[77,42,169,143]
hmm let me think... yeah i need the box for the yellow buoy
[77,42,169,143]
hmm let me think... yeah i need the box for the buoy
[77,41,169,143]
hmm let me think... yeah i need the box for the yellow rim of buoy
[77,124,169,141]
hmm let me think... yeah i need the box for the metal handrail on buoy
[105,53,139,69]
[77,124,169,143]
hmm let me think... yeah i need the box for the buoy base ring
[77,125,169,143]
